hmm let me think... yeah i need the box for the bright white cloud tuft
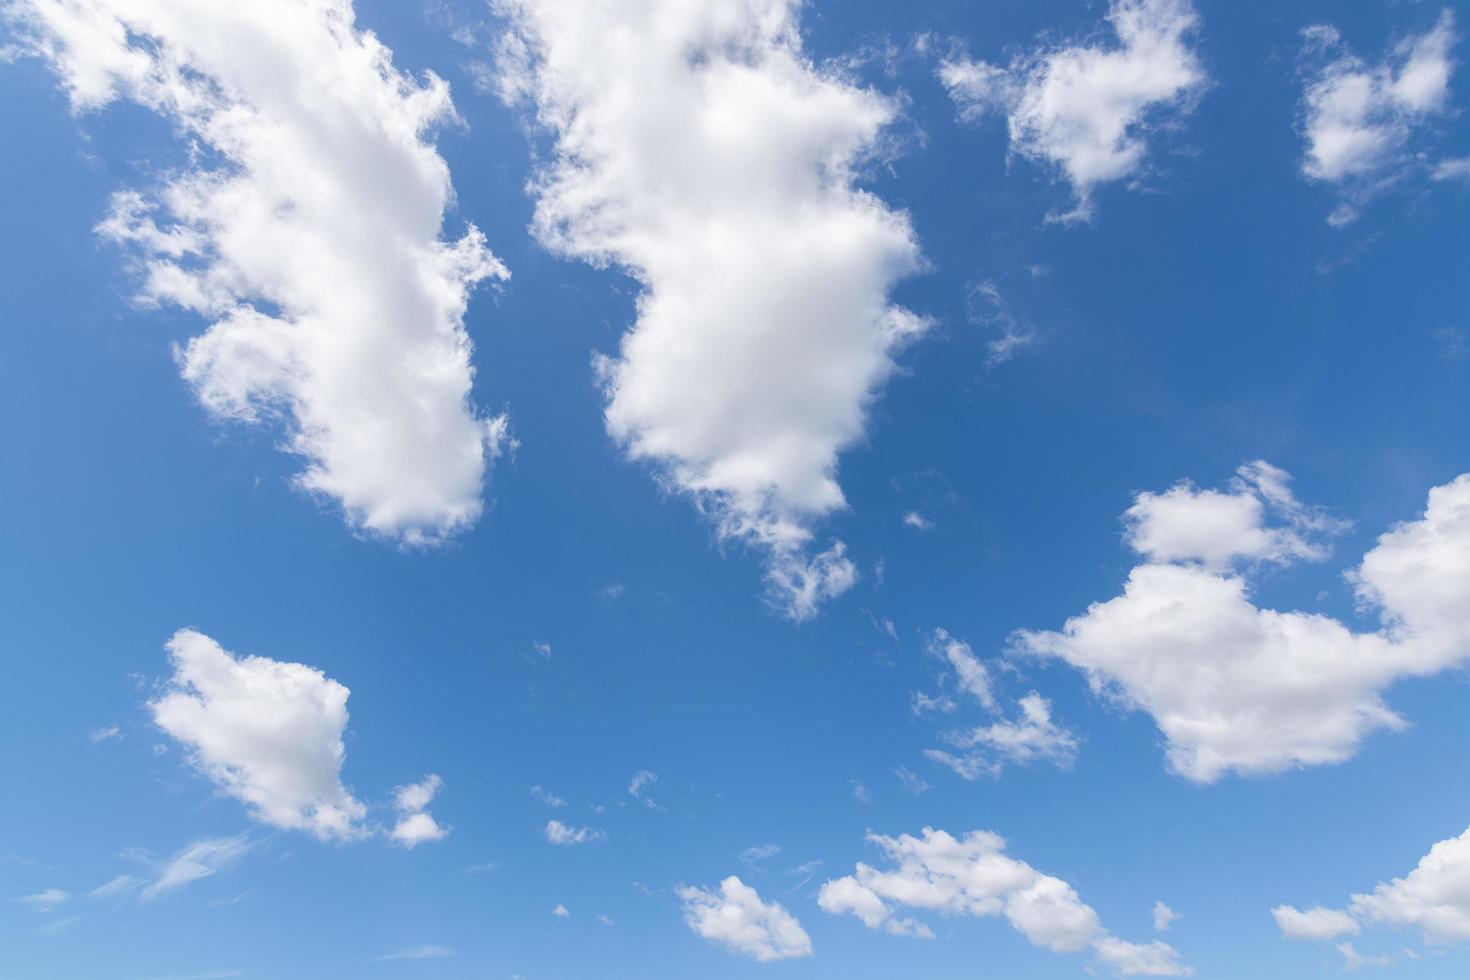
[940,0,1206,222]
[7,0,508,544]
[1017,468,1470,782]
[495,0,925,618]
[150,629,368,841]
[819,828,1190,975]
[390,774,449,848]
[1299,11,1459,220]
[678,875,813,962]
[1123,460,1346,569]
[544,820,605,846]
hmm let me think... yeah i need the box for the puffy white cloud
[1273,904,1360,941]
[1299,11,1459,220]
[495,0,925,618]
[544,820,605,846]
[1348,825,1470,942]
[150,629,368,840]
[7,0,508,544]
[390,774,449,848]
[1016,468,1470,782]
[1123,461,1347,569]
[940,0,1206,222]
[552,903,570,918]
[678,876,813,962]
[819,828,1190,975]
[142,835,252,901]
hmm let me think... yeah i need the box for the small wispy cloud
[375,945,454,961]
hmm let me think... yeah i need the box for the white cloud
[819,828,1190,976]
[928,692,1079,780]
[495,0,925,619]
[919,630,1077,780]
[927,629,997,710]
[390,774,449,848]
[1153,901,1180,932]
[150,629,368,840]
[940,0,1206,222]
[1299,11,1459,220]
[18,888,70,912]
[1017,468,1470,782]
[740,844,782,870]
[902,511,935,531]
[628,769,663,810]
[143,835,252,901]
[530,785,567,807]
[89,725,121,742]
[1272,904,1361,941]
[375,945,454,961]
[89,875,144,900]
[1280,824,1470,948]
[1337,942,1393,971]
[678,875,813,962]
[544,820,605,846]
[6,0,508,544]
[552,903,570,918]
[1122,460,1346,569]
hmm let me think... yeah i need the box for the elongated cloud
[495,0,925,618]
[1299,10,1458,223]
[941,0,1206,222]
[678,876,812,962]
[7,0,507,544]
[1017,466,1470,782]
[150,629,368,840]
[819,828,1190,975]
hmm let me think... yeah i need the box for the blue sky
[2,0,1470,977]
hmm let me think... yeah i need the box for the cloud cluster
[1299,10,1458,224]
[1278,823,1470,947]
[390,774,450,848]
[495,0,924,618]
[940,0,1206,221]
[678,876,813,962]
[917,630,1077,780]
[7,0,508,543]
[151,629,368,840]
[819,828,1190,975]
[1017,466,1470,782]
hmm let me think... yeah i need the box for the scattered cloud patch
[89,725,121,743]
[545,820,605,846]
[1153,901,1180,932]
[375,946,454,962]
[552,903,569,918]
[1299,11,1459,222]
[628,770,663,810]
[530,785,567,807]
[18,888,70,912]
[143,835,252,902]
